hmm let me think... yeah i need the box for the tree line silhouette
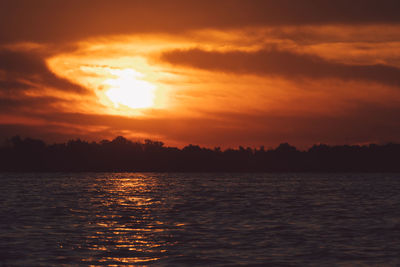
[0,135,399,172]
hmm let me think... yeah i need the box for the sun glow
[104,69,155,109]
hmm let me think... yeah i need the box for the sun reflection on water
[82,174,167,265]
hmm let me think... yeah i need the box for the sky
[1,0,400,148]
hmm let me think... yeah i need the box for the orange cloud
[2,2,400,148]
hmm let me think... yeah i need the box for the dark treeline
[0,136,399,172]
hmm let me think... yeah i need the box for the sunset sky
[1,0,400,148]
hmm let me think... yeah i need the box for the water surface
[0,173,399,266]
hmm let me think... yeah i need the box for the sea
[0,173,399,266]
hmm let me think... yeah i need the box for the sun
[104,68,155,109]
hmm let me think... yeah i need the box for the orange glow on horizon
[38,28,400,147]
[47,51,173,116]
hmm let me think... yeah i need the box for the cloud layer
[161,48,400,86]
[0,49,89,94]
[1,1,400,147]
[1,0,400,44]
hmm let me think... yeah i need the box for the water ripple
[0,173,399,266]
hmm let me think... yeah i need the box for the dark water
[0,173,399,266]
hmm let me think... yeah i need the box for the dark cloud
[161,48,400,87]
[0,124,104,144]
[205,104,400,147]
[0,49,90,94]
[0,95,66,113]
[1,0,400,44]
[0,80,30,91]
